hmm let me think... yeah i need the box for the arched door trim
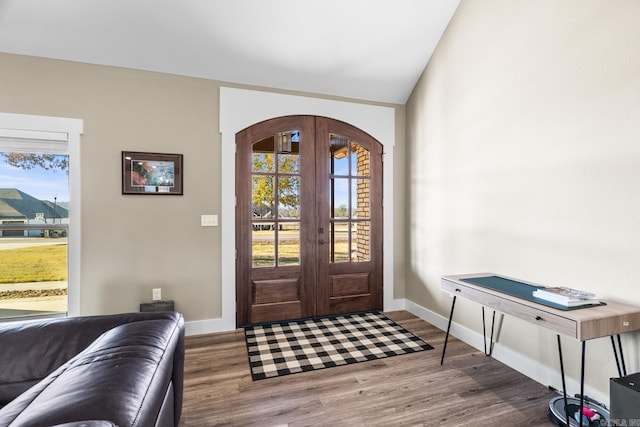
[211,87,396,334]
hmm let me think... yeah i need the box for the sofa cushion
[0,317,181,427]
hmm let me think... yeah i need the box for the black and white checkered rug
[244,311,433,380]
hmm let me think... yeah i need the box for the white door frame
[218,87,398,331]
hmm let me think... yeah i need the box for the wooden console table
[440,273,640,427]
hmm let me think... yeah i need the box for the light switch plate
[201,214,218,227]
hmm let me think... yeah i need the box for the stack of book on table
[532,286,598,307]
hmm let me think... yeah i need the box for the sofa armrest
[0,311,181,405]
[1,316,184,427]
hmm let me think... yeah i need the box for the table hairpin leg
[557,335,571,427]
[557,335,587,427]
[482,307,496,356]
[579,341,586,427]
[440,295,457,365]
[611,334,627,377]
[442,298,499,363]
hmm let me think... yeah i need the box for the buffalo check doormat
[244,311,433,380]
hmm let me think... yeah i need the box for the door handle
[318,239,325,245]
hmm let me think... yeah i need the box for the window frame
[0,112,83,319]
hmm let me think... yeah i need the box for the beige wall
[406,0,640,400]
[0,52,405,324]
[1,53,223,319]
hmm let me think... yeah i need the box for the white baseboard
[384,297,407,312]
[185,317,235,336]
[403,299,610,407]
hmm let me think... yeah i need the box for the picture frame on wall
[122,151,183,195]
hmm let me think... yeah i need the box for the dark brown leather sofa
[0,311,185,427]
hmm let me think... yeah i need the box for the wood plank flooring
[180,311,558,426]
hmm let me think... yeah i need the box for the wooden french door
[236,116,383,326]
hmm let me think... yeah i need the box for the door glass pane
[252,153,275,173]
[278,153,299,174]
[331,178,349,219]
[352,178,370,219]
[351,141,370,177]
[352,221,370,262]
[0,152,69,317]
[278,222,300,265]
[252,223,275,267]
[329,134,349,176]
[252,137,275,173]
[252,176,274,220]
[277,130,300,174]
[278,177,300,219]
[330,222,350,263]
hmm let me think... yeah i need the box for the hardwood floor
[180,311,557,426]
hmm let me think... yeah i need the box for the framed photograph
[122,151,183,195]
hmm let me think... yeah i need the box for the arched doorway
[236,115,383,326]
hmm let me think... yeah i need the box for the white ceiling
[0,0,460,104]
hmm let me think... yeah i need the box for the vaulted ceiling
[0,0,460,104]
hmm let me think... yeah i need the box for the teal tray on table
[460,275,605,311]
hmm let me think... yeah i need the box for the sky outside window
[0,155,69,202]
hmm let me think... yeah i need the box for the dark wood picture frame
[122,151,183,195]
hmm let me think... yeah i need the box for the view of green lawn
[0,244,68,315]
[251,229,350,266]
[0,245,67,284]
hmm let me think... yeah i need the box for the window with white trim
[0,113,82,320]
